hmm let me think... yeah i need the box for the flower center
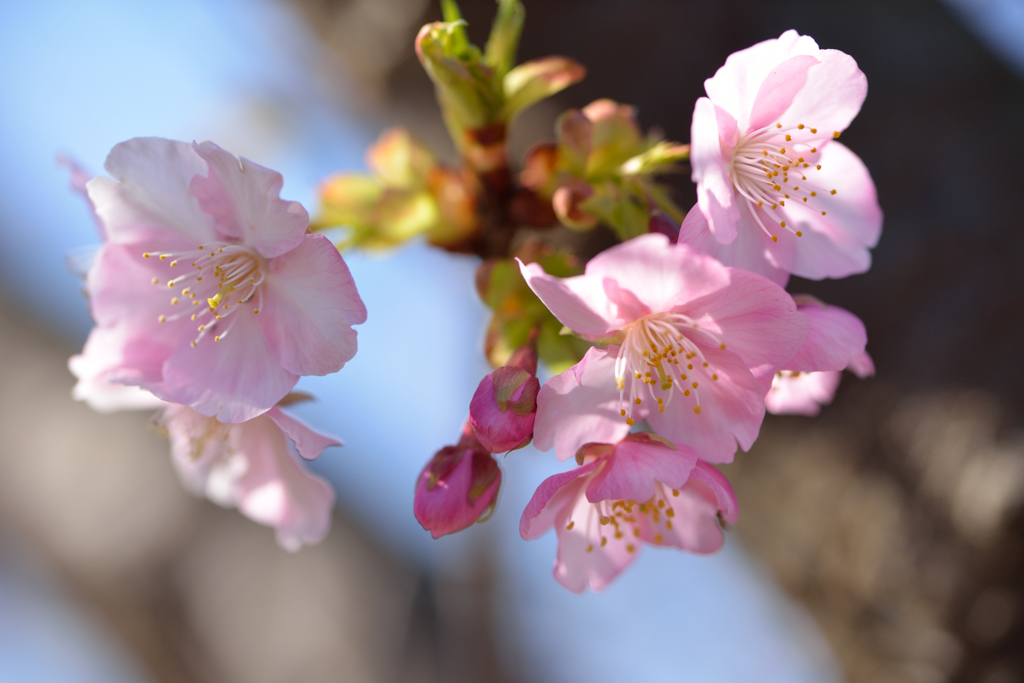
[613,313,724,424]
[729,122,839,242]
[565,480,683,554]
[144,242,267,346]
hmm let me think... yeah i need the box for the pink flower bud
[469,344,540,453]
[414,427,502,539]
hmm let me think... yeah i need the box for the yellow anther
[693,406,702,415]
[159,254,167,260]
[779,147,786,154]
[775,123,782,128]
[158,315,166,323]
[586,544,593,553]
[683,390,690,396]
[620,409,627,416]
[816,164,822,170]
[796,231,803,237]
[151,277,159,284]
[633,528,641,538]
[773,185,782,192]
[772,235,778,242]
[197,325,205,332]
[692,382,699,388]
[626,417,635,426]
[785,134,791,141]
[810,191,817,197]
[214,335,220,342]
[720,343,726,350]
[143,252,152,258]
[810,128,818,134]
[171,297,179,305]
[634,397,642,405]
[625,544,634,553]
[833,131,840,138]
[797,124,805,129]
[780,221,787,228]
[253,309,260,314]
[167,281,175,288]
[169,260,178,268]
[712,374,719,380]
[821,211,827,216]
[654,534,664,544]
[566,521,575,530]
[830,189,837,195]
[600,537,608,547]
[810,147,817,153]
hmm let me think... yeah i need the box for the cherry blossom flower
[520,433,738,593]
[414,425,502,539]
[679,30,882,285]
[469,343,540,453]
[77,137,367,423]
[162,402,340,551]
[766,297,874,416]
[520,233,808,463]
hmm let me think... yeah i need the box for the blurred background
[1,0,1023,681]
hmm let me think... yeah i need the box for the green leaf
[502,56,586,122]
[484,0,525,80]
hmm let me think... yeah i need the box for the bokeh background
[1,0,1023,681]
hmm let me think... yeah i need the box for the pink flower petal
[164,405,336,551]
[160,308,299,423]
[645,345,766,463]
[259,234,366,376]
[584,234,732,313]
[584,438,698,503]
[704,30,821,130]
[552,483,638,593]
[680,266,808,384]
[690,97,740,243]
[847,350,875,378]
[69,326,167,412]
[533,350,631,461]
[88,137,214,244]
[233,413,336,551]
[786,301,867,372]
[518,260,619,339]
[783,142,882,279]
[519,463,599,540]
[678,202,794,286]
[779,49,867,143]
[748,54,821,131]
[638,483,725,554]
[765,370,841,416]
[190,141,308,258]
[266,406,343,461]
[689,461,739,524]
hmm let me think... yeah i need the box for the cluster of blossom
[66,1,880,590]
[68,139,366,550]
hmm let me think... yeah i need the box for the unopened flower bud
[470,343,540,452]
[414,426,502,539]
